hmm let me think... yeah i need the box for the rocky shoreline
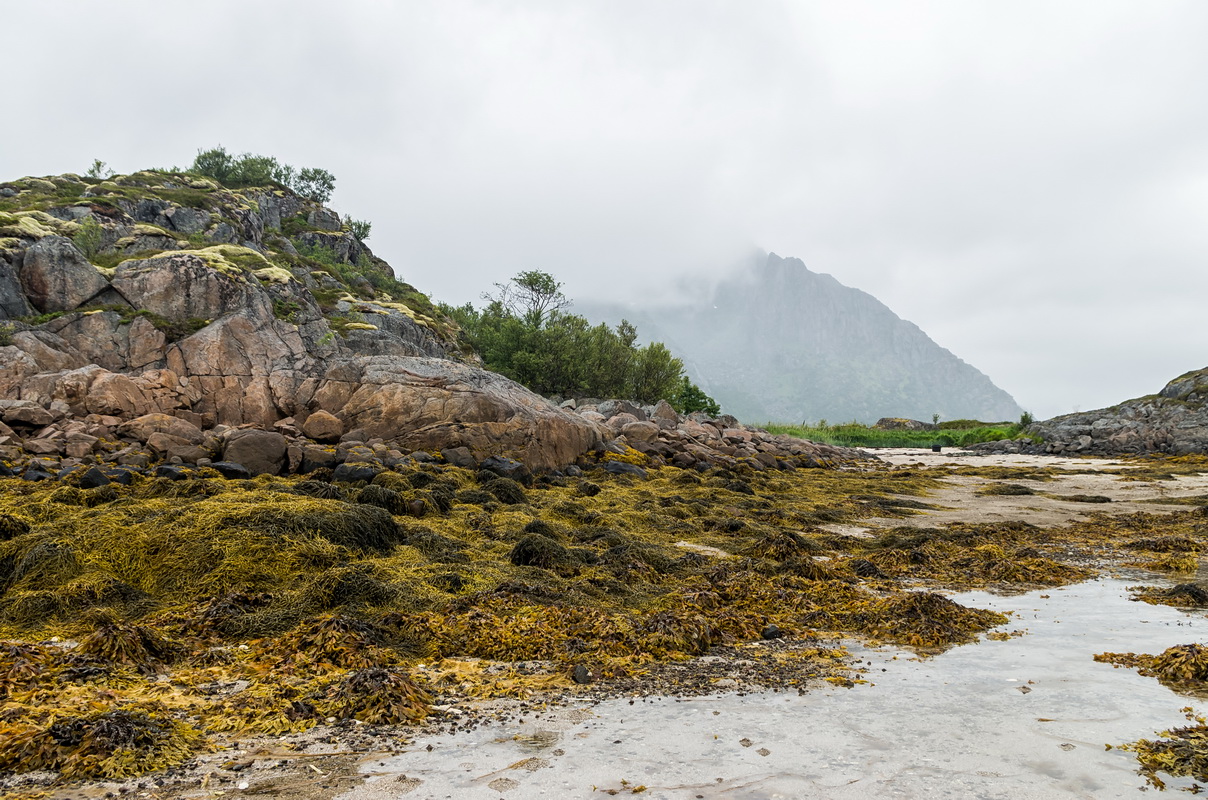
[0,396,862,487]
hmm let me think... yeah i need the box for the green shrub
[447,271,702,406]
[346,218,372,241]
[72,217,104,259]
[272,298,301,323]
[189,146,335,203]
[669,376,720,416]
[85,159,114,180]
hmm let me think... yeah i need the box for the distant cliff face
[578,253,1023,425]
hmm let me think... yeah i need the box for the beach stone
[761,625,784,640]
[598,400,646,421]
[572,664,592,684]
[23,438,63,456]
[154,464,188,481]
[300,445,340,474]
[102,466,139,485]
[441,447,476,468]
[3,403,56,428]
[620,421,660,443]
[651,399,679,421]
[21,466,54,481]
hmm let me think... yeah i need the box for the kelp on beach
[1,457,1207,782]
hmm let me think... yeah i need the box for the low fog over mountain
[577,253,1023,425]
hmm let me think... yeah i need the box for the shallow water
[342,576,1206,799]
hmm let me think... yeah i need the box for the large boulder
[312,357,606,471]
[118,412,205,445]
[110,252,258,321]
[19,236,108,313]
[301,410,343,443]
[222,429,288,475]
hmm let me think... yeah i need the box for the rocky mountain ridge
[577,253,1023,425]
[0,170,854,476]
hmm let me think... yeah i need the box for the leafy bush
[448,271,719,409]
[85,159,114,180]
[189,146,336,203]
[670,376,721,416]
[294,167,336,204]
[346,217,372,241]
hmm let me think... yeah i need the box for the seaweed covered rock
[510,534,574,570]
[322,666,431,724]
[0,709,204,779]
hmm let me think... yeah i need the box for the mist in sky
[4,1,1206,419]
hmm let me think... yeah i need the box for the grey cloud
[3,0,1206,420]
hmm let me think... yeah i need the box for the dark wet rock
[209,461,251,480]
[154,464,188,481]
[441,447,476,469]
[479,455,531,485]
[333,462,381,483]
[103,466,140,485]
[572,664,593,684]
[76,466,111,489]
[299,446,340,474]
[602,461,646,479]
[21,466,54,481]
[760,625,784,640]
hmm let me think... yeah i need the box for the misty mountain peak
[579,251,1022,424]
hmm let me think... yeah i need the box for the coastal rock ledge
[973,367,1208,457]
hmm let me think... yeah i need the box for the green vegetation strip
[766,420,1033,449]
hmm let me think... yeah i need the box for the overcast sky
[5,1,1206,419]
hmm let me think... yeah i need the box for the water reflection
[342,577,1203,799]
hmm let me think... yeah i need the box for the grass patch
[766,421,1029,449]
